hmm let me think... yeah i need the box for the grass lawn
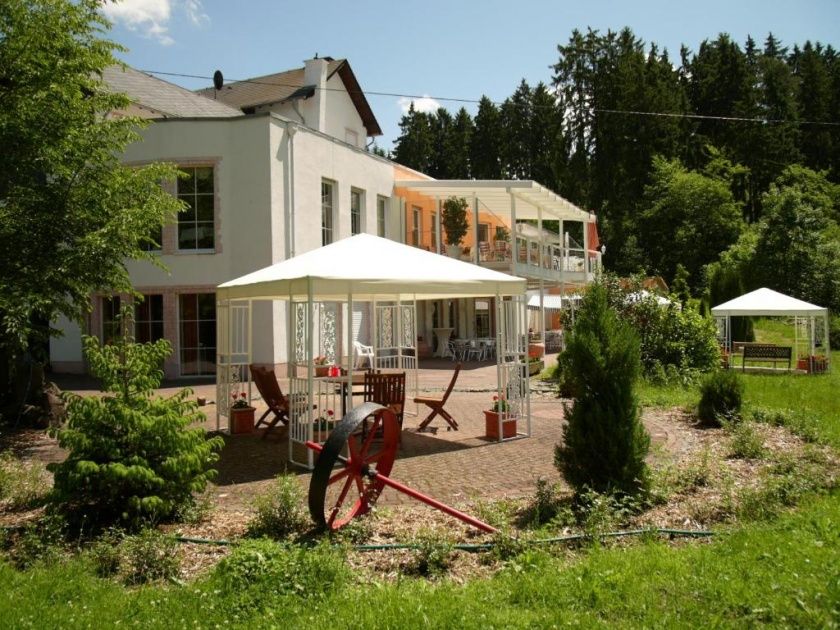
[2,490,838,628]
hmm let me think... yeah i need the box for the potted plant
[441,196,469,258]
[484,395,517,440]
[312,409,336,443]
[797,354,828,374]
[313,355,333,377]
[230,392,255,434]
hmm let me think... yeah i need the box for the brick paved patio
[53,354,675,514]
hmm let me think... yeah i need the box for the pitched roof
[196,58,382,136]
[103,65,241,118]
[217,233,525,302]
[711,287,827,317]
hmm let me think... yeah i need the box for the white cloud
[184,0,209,26]
[398,95,441,114]
[101,0,209,45]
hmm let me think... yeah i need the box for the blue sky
[103,0,840,150]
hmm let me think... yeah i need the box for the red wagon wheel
[308,402,399,530]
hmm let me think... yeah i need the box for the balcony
[394,179,601,287]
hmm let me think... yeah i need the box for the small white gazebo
[711,287,831,372]
[216,234,531,468]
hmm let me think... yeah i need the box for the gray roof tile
[103,65,241,118]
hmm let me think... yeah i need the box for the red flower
[493,395,498,401]
[240,392,246,398]
[327,409,334,416]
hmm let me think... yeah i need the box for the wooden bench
[741,344,792,371]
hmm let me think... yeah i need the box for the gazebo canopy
[711,288,827,318]
[217,233,527,302]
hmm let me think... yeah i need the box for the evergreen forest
[389,28,840,314]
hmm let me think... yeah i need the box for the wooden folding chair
[414,363,461,432]
[363,372,406,429]
[250,364,310,439]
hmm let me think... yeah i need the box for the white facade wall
[322,74,367,148]
[51,111,397,376]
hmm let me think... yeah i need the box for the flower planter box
[230,406,256,434]
[484,410,517,440]
[314,365,332,377]
[797,357,827,374]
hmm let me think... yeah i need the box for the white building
[51,57,599,378]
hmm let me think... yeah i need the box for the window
[350,188,363,235]
[179,293,216,376]
[475,300,491,338]
[134,294,164,343]
[376,196,388,237]
[321,180,334,246]
[102,296,121,345]
[495,225,508,241]
[430,212,438,250]
[478,223,489,244]
[177,166,215,250]
[412,206,421,246]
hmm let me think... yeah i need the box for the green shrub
[698,369,744,426]
[749,406,820,443]
[555,283,650,497]
[48,316,223,531]
[7,514,66,570]
[829,314,840,350]
[489,530,528,562]
[598,275,720,376]
[0,452,50,511]
[87,530,123,578]
[573,488,640,537]
[408,528,454,577]
[247,474,309,539]
[120,528,179,585]
[727,421,766,459]
[529,477,559,526]
[330,513,374,545]
[737,467,822,522]
[214,539,348,597]
[675,448,716,491]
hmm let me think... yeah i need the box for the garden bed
[2,404,836,583]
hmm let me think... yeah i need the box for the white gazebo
[216,233,530,468]
[711,287,831,372]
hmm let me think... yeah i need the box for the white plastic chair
[354,341,375,368]
[466,339,484,361]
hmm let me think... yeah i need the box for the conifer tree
[447,108,474,179]
[554,282,650,496]
[471,96,503,179]
[393,103,433,172]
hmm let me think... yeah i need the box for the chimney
[303,56,328,133]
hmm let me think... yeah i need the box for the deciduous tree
[0,0,182,409]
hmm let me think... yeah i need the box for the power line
[140,68,840,128]
[593,108,840,127]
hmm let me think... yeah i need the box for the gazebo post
[306,278,315,469]
[347,290,354,412]
[372,296,378,366]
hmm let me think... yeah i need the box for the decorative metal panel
[293,302,307,364]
